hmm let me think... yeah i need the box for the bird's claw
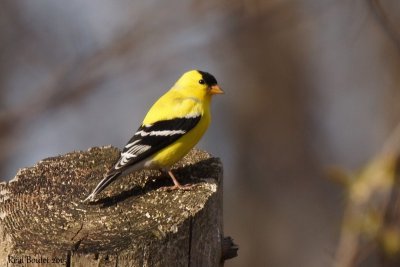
[160,184,194,191]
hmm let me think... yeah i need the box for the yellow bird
[83,70,223,202]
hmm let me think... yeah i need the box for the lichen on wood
[0,146,224,266]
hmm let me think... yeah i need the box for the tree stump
[0,146,232,266]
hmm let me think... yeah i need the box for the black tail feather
[82,172,121,202]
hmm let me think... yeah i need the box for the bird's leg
[160,169,193,190]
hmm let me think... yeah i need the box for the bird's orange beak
[209,85,224,95]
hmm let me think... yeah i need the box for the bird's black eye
[199,79,205,84]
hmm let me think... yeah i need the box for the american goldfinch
[83,70,223,202]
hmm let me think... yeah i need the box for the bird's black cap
[198,70,218,86]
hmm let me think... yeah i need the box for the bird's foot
[160,183,194,191]
[162,170,194,191]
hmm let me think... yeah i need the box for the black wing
[109,115,201,175]
[83,115,201,202]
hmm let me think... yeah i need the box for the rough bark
[0,146,224,267]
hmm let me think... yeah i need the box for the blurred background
[1,0,400,266]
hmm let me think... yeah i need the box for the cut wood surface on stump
[0,146,236,266]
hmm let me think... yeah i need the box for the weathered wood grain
[0,146,224,266]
